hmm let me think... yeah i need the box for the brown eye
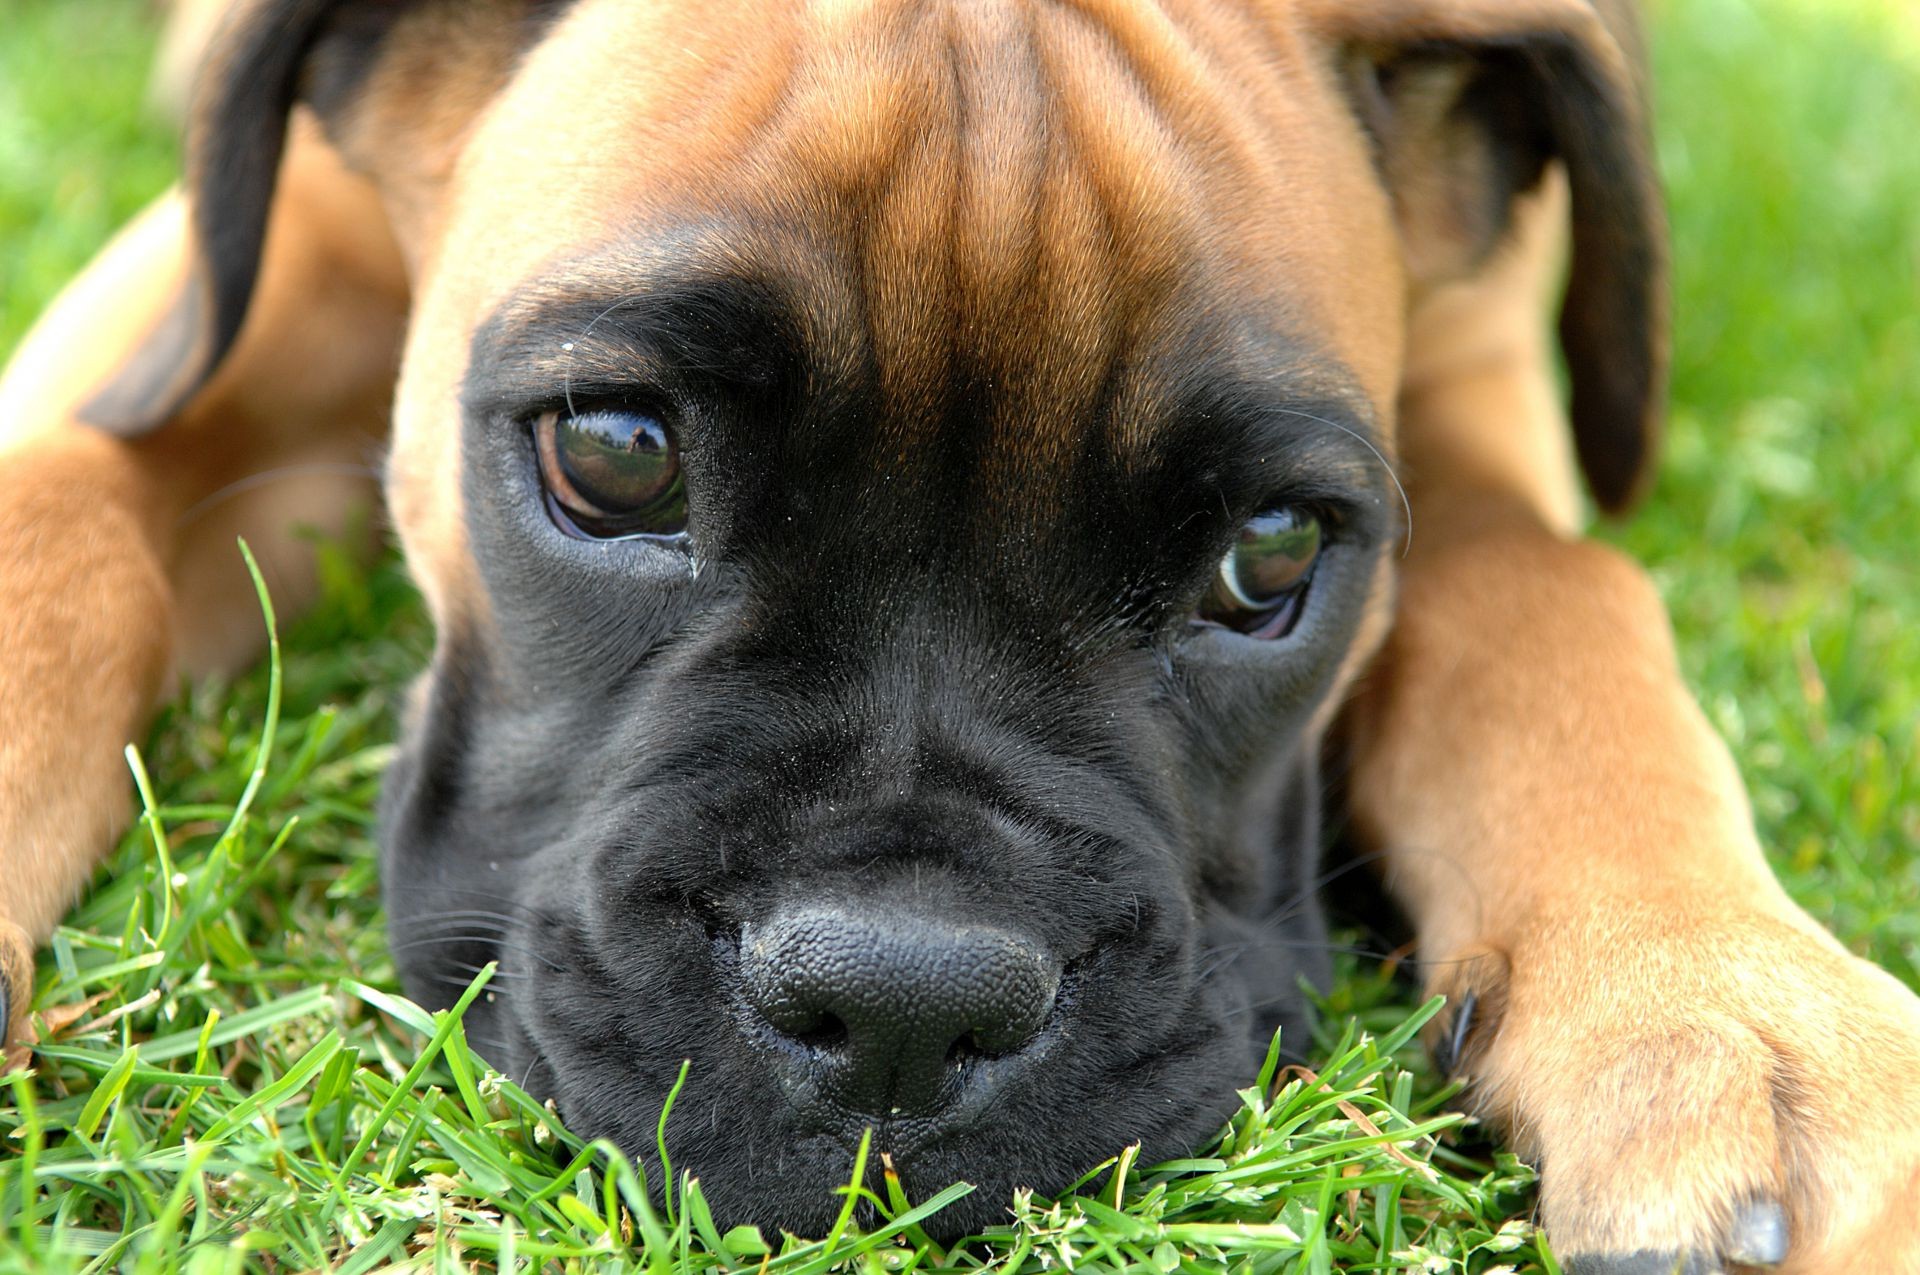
[534,409,688,539]
[1197,507,1322,639]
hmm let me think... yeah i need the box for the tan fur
[3,1,1917,1267]
[0,117,404,1008]
[1348,162,1920,1270]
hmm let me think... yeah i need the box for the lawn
[1,1,1915,1271]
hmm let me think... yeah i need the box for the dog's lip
[742,969,1241,1172]
[511,916,1255,1195]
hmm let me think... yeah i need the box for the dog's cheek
[1162,705,1335,1067]
[524,925,837,1213]
[377,636,568,1018]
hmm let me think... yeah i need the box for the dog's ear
[1330,0,1667,512]
[83,0,420,435]
[84,0,532,436]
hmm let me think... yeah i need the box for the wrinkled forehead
[389,0,1406,618]
[417,0,1405,407]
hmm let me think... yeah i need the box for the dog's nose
[740,906,1059,1117]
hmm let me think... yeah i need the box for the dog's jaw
[379,591,1354,1231]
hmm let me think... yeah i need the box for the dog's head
[93,0,1663,1235]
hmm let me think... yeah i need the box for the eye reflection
[1196,507,1322,639]
[534,409,688,540]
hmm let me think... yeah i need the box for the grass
[1,0,1915,1270]
[1619,0,1920,985]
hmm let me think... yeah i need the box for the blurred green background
[1,0,1916,988]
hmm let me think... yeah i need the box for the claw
[1435,987,1477,1077]
[1723,1199,1789,1267]
[1565,1253,1717,1275]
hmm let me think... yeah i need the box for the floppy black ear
[1342,0,1669,512]
[83,0,422,435]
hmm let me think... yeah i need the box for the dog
[3,0,1919,1265]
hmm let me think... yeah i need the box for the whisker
[1264,844,1488,951]
[381,884,539,906]
[429,968,530,990]
[1197,935,1402,975]
[386,934,566,972]
[401,910,530,931]
[1267,406,1413,556]
[1266,848,1394,923]
[175,461,382,530]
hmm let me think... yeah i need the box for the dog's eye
[534,409,688,539]
[1196,507,1322,639]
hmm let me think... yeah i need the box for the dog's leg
[1346,180,1920,1270]
[0,121,404,1045]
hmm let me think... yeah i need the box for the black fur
[379,227,1397,1234]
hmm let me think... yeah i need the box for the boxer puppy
[2,0,1916,1265]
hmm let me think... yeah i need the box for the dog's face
[375,3,1403,1231]
[107,0,1660,1238]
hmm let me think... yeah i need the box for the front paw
[1,918,32,1059]
[1432,904,1920,1273]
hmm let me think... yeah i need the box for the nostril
[755,983,832,1040]
[945,1029,1003,1066]
[790,1013,850,1054]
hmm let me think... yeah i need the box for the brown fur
[3,1,1917,1267]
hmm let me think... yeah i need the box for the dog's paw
[1,918,32,1060]
[1431,902,1920,1274]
